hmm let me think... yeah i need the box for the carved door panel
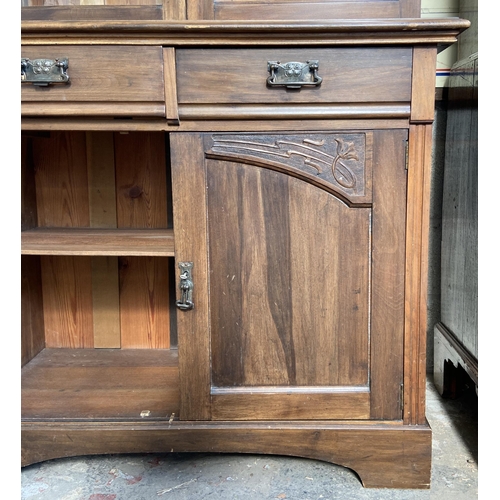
[171,130,408,421]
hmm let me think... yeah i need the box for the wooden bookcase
[21,18,469,488]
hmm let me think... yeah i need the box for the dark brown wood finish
[170,133,212,420]
[20,19,470,48]
[176,47,412,105]
[22,348,179,419]
[22,6,164,21]
[185,0,421,20]
[21,420,432,488]
[21,46,165,117]
[20,17,470,489]
[21,256,45,367]
[170,130,407,421]
[369,129,407,419]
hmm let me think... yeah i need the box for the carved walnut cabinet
[21,10,469,488]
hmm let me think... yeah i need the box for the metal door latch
[176,262,194,311]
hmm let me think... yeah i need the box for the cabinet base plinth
[22,420,432,489]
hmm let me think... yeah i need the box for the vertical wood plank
[21,136,38,230]
[42,256,94,348]
[171,133,211,420]
[370,129,407,420]
[114,131,170,349]
[162,0,186,20]
[186,0,213,20]
[86,131,117,228]
[34,132,90,228]
[404,124,433,425]
[163,48,180,125]
[115,132,168,229]
[411,47,438,123]
[21,256,45,367]
[91,257,121,348]
[86,132,121,348]
[119,256,170,348]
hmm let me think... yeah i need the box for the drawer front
[176,47,412,105]
[21,45,165,117]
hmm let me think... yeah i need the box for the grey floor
[21,378,478,500]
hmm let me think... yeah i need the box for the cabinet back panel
[21,256,45,366]
[208,161,370,387]
[42,255,94,348]
[34,132,90,228]
[119,256,171,348]
[114,132,169,229]
[38,256,171,349]
[30,131,169,229]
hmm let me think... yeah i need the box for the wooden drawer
[176,47,412,107]
[21,45,166,117]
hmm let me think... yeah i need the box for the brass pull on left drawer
[267,60,322,89]
[21,57,70,86]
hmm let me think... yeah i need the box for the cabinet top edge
[21,18,470,44]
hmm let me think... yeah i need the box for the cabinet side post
[404,46,438,425]
[404,123,433,425]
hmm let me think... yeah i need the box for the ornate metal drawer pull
[21,57,70,86]
[176,262,194,311]
[267,60,322,89]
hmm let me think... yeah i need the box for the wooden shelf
[21,228,175,256]
[22,348,180,420]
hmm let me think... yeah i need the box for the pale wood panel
[22,228,175,256]
[163,47,180,124]
[177,48,412,105]
[86,132,117,228]
[370,129,407,420]
[207,160,370,388]
[170,133,212,420]
[119,257,170,349]
[21,256,45,367]
[86,131,120,348]
[22,348,179,419]
[114,132,168,229]
[91,257,121,348]
[41,256,94,348]
[33,132,90,228]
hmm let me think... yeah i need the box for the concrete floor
[21,378,478,500]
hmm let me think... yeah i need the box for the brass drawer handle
[21,57,70,87]
[267,60,322,89]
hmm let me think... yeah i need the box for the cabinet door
[171,130,407,421]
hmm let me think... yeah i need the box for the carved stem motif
[208,134,367,201]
